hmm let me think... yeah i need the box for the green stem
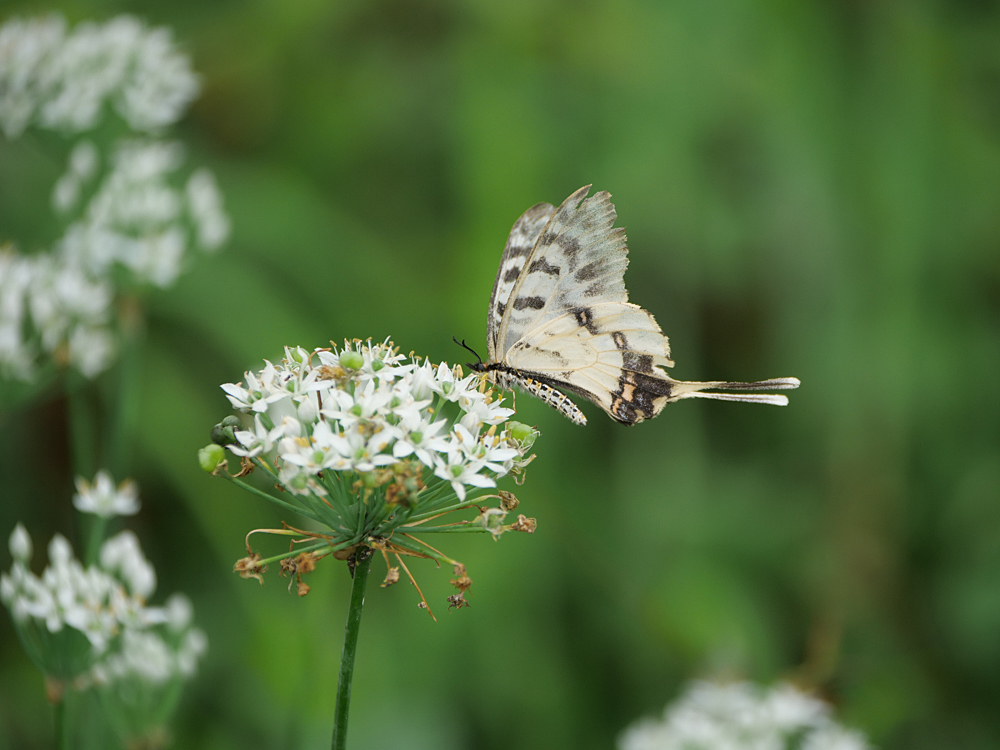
[66,374,98,482]
[400,523,487,534]
[226,476,322,521]
[331,548,373,750]
[85,515,108,567]
[104,295,143,477]
[52,687,68,750]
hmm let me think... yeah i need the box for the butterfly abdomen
[491,368,587,426]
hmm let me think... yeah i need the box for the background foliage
[2,1,999,748]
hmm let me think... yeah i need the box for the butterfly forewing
[497,186,630,359]
[487,202,556,361]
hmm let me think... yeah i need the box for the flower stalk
[208,338,541,743]
[332,548,373,750]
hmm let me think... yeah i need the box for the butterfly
[466,185,800,426]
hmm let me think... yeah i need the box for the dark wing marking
[487,202,556,360]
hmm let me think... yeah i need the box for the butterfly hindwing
[497,186,629,358]
[504,302,677,424]
[487,202,556,361]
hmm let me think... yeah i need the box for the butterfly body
[472,186,799,425]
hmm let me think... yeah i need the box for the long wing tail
[669,377,801,406]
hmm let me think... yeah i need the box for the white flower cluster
[221,339,531,502]
[56,140,230,282]
[90,594,207,687]
[0,14,230,382]
[1,524,206,685]
[0,14,198,138]
[0,248,115,378]
[619,681,871,750]
[1,526,155,654]
[73,470,140,518]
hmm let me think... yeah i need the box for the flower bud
[297,397,317,423]
[9,524,32,563]
[508,421,537,448]
[198,444,225,472]
[340,351,364,370]
[210,415,241,446]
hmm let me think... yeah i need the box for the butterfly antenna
[452,337,483,365]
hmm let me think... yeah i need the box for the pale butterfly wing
[482,186,800,425]
[496,186,631,358]
[487,201,556,361]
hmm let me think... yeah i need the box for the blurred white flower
[0,15,230,382]
[1,528,143,653]
[0,15,66,138]
[2,521,207,691]
[0,14,197,137]
[73,470,140,518]
[8,523,32,562]
[618,681,871,750]
[52,140,100,213]
[100,531,156,600]
[186,169,231,250]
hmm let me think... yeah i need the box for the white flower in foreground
[618,681,871,750]
[73,470,140,518]
[211,338,541,616]
[221,340,530,502]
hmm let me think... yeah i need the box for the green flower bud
[340,351,364,370]
[508,421,537,447]
[371,359,384,372]
[210,416,241,446]
[198,444,225,472]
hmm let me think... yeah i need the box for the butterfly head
[453,337,490,373]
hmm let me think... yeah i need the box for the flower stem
[54,697,66,750]
[84,514,108,566]
[104,295,143,477]
[47,679,68,750]
[331,547,373,750]
[66,373,98,481]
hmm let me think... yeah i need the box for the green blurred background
[2,0,999,748]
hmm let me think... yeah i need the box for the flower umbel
[0,14,229,382]
[618,681,871,750]
[208,338,539,619]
